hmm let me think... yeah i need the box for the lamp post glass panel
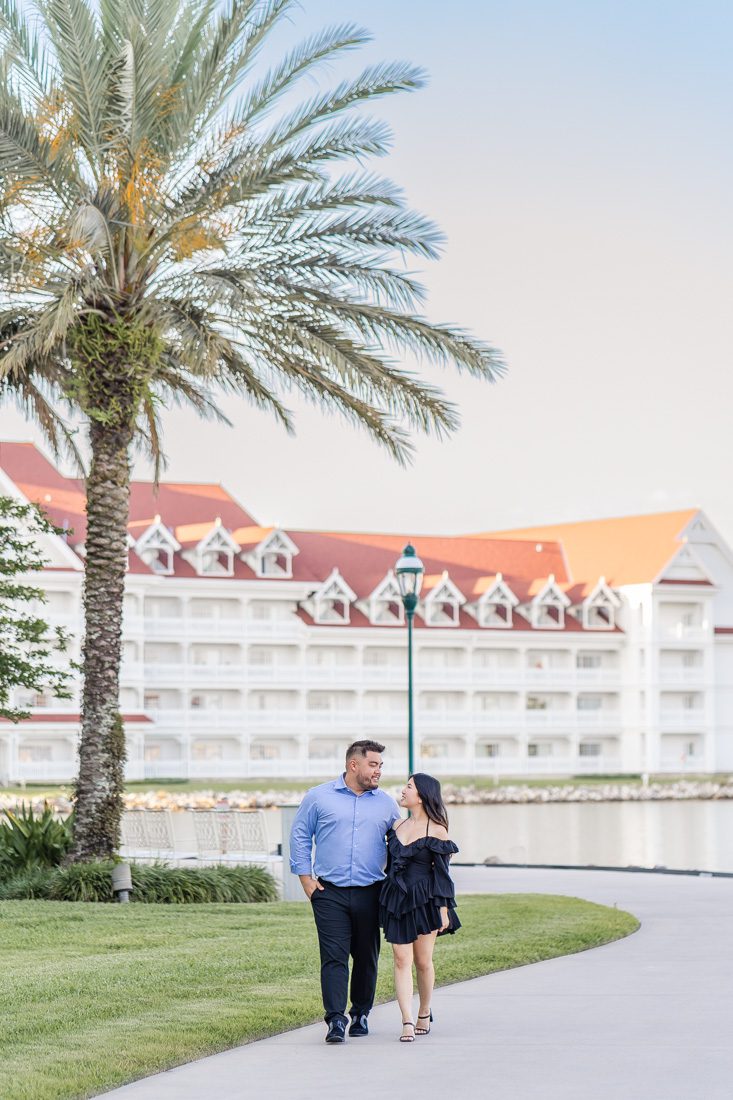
[395,544,424,776]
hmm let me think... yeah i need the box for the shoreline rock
[3,778,733,813]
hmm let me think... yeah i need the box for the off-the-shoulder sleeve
[428,838,458,900]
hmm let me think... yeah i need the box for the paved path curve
[103,868,733,1100]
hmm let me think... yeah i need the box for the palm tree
[0,0,504,861]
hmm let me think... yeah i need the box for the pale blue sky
[3,1,732,541]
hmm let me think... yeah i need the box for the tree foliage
[0,496,72,722]
[0,0,503,461]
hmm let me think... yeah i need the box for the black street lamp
[395,543,424,776]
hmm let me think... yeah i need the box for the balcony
[575,667,620,685]
[143,759,189,779]
[659,709,706,730]
[188,710,245,728]
[305,710,360,728]
[14,761,77,782]
[187,664,246,683]
[244,620,303,639]
[575,710,620,730]
[658,668,706,685]
[120,661,145,681]
[302,666,361,684]
[659,625,709,642]
[141,759,244,779]
[362,665,409,685]
[417,711,471,730]
[525,668,574,686]
[142,662,245,684]
[524,711,574,729]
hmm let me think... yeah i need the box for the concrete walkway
[103,868,733,1100]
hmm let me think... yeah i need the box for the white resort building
[2,441,733,784]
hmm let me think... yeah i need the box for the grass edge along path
[1,893,638,1100]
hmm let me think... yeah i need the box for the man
[289,740,401,1043]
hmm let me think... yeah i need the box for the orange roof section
[479,509,700,586]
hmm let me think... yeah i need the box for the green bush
[0,803,74,874]
[0,865,55,899]
[49,862,115,902]
[2,861,279,903]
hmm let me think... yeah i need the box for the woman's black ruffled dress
[379,826,461,944]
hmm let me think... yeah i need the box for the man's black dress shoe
[348,1013,369,1037]
[325,1016,347,1043]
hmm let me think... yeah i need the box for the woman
[379,772,460,1042]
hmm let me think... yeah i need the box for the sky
[2,0,732,543]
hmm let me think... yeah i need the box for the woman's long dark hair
[410,773,449,830]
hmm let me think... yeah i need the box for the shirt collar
[334,772,376,796]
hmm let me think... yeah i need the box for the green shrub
[49,862,115,902]
[0,865,55,899]
[0,803,74,874]
[44,861,278,904]
[131,863,278,904]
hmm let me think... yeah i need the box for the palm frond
[37,0,106,170]
[0,0,56,99]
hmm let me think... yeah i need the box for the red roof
[479,510,700,586]
[0,442,257,576]
[0,444,628,634]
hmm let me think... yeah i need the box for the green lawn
[0,893,638,1100]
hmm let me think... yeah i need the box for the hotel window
[19,745,53,762]
[579,743,602,757]
[250,743,281,760]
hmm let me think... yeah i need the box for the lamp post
[395,543,424,776]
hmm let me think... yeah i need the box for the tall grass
[0,862,277,903]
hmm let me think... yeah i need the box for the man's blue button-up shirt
[289,774,401,887]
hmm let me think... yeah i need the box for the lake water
[445,801,733,872]
[255,800,733,874]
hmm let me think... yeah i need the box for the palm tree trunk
[70,421,133,862]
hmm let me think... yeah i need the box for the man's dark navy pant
[310,879,382,1022]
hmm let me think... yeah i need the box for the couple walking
[289,739,460,1043]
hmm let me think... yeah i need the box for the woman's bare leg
[392,942,415,1038]
[413,931,438,1030]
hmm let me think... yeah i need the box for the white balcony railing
[187,711,246,728]
[659,710,707,730]
[575,668,621,684]
[575,710,620,730]
[143,760,189,779]
[659,625,709,642]
[658,669,706,685]
[14,761,77,782]
[524,711,574,728]
[473,711,521,729]
[525,668,574,685]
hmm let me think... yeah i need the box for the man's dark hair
[345,739,385,763]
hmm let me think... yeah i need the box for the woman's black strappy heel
[400,1021,416,1042]
[415,1010,433,1035]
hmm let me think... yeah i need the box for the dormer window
[424,573,464,628]
[476,573,519,629]
[248,529,299,578]
[135,518,180,576]
[530,575,571,629]
[582,578,620,630]
[193,522,239,577]
[368,572,404,626]
[312,569,357,625]
[261,549,290,576]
